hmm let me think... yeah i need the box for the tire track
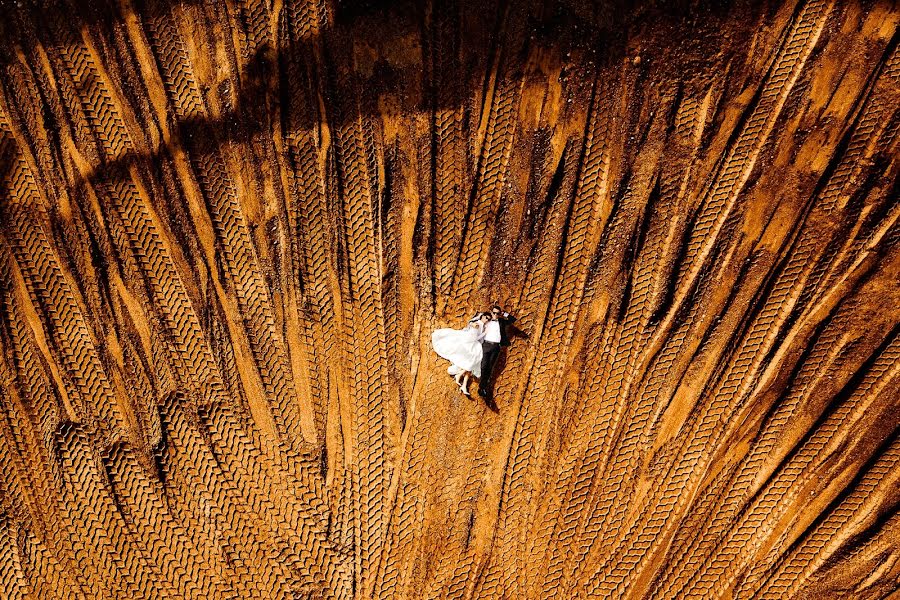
[0,1,897,597]
[751,436,900,599]
[475,72,620,598]
[579,3,836,594]
[54,424,175,599]
[788,511,900,598]
[0,514,33,600]
[15,526,83,600]
[103,442,237,600]
[652,43,900,598]
[447,53,524,315]
[0,254,91,600]
[280,0,336,446]
[678,331,900,597]
[200,402,352,597]
[326,46,395,589]
[471,145,582,599]
[8,0,234,424]
[370,353,437,599]
[157,394,302,600]
[0,105,129,435]
[431,0,466,310]
[142,5,319,453]
[547,115,700,597]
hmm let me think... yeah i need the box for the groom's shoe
[478,388,487,398]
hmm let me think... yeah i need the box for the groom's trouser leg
[480,342,500,391]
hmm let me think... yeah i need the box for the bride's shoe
[460,375,471,396]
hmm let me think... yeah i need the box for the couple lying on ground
[431,305,516,403]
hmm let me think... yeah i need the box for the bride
[431,312,491,396]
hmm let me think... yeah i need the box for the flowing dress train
[431,321,484,378]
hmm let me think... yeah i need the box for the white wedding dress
[431,321,485,377]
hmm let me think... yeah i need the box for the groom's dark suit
[498,313,516,347]
[479,311,516,398]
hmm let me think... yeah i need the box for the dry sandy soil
[0,0,898,597]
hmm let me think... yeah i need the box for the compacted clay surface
[0,0,898,597]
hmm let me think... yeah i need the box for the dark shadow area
[0,0,774,329]
[0,0,769,180]
[0,0,774,313]
[0,119,19,226]
[506,323,530,342]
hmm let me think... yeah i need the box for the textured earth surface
[0,0,898,598]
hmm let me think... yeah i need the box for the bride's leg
[460,373,470,395]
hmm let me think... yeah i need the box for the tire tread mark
[97,177,229,406]
[580,4,836,593]
[371,360,444,599]
[330,86,394,591]
[280,0,337,447]
[157,395,297,600]
[480,74,620,598]
[447,71,524,314]
[199,402,352,598]
[0,112,126,433]
[752,437,900,599]
[652,45,900,598]
[536,83,708,594]
[36,0,133,160]
[54,424,172,599]
[431,0,465,307]
[0,258,89,600]
[144,12,318,456]
[679,333,900,597]
[102,442,237,600]
[0,515,34,600]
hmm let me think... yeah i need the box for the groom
[479,305,516,404]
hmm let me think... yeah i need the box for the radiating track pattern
[0,0,898,598]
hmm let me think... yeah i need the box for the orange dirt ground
[0,0,898,598]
